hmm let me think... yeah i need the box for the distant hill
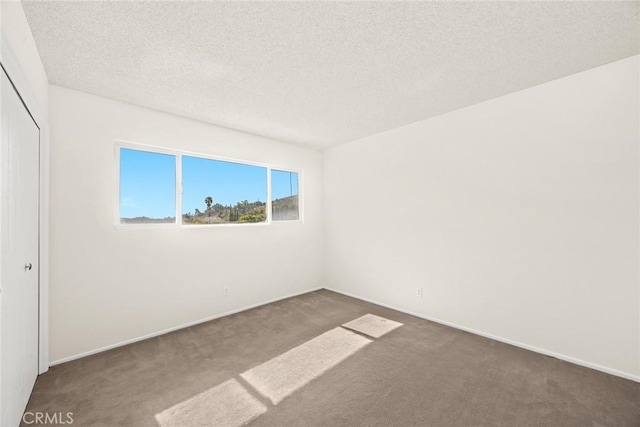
[273,195,299,221]
[122,195,299,225]
[120,216,175,224]
[184,200,266,224]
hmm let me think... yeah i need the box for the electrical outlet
[416,287,423,298]
[223,287,229,296]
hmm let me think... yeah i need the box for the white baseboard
[323,287,640,383]
[50,287,323,366]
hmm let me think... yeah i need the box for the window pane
[182,156,267,225]
[119,148,176,224]
[271,170,299,221]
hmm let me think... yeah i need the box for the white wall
[324,56,639,380]
[48,85,323,363]
[0,1,50,373]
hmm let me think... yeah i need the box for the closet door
[0,68,40,427]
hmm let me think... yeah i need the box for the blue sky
[120,148,176,219]
[120,148,298,219]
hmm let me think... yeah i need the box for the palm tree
[204,196,213,223]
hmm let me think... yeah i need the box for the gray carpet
[23,290,639,426]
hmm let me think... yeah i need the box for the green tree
[238,213,266,223]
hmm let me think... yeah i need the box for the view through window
[119,148,176,224]
[118,146,300,225]
[271,170,299,221]
[182,156,267,225]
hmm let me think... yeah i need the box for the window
[119,148,176,224]
[182,156,267,225]
[271,170,299,221]
[117,143,301,226]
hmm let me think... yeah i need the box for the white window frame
[114,140,304,227]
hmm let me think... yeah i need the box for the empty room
[1,1,638,426]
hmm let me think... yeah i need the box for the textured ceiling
[23,1,639,149]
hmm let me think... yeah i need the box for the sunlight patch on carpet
[240,327,371,404]
[155,379,266,427]
[342,314,403,338]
